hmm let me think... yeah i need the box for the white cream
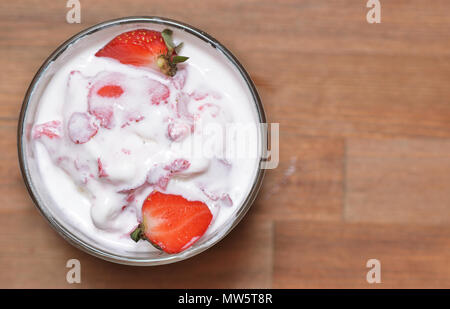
[32,25,260,253]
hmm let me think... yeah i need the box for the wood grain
[254,133,344,221]
[0,210,272,288]
[346,138,450,224]
[274,220,450,288]
[1,0,450,288]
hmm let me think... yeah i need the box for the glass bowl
[17,16,266,265]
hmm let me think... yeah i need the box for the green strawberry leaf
[130,224,144,242]
[161,29,175,52]
[172,56,189,64]
[174,42,184,54]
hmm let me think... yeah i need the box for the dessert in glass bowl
[18,17,265,265]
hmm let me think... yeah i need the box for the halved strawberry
[130,191,213,254]
[95,29,189,77]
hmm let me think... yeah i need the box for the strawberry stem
[156,55,177,76]
[158,29,189,77]
[130,223,164,251]
[130,224,145,242]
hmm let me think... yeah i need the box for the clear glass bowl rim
[17,16,266,266]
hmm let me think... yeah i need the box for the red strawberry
[97,85,124,98]
[130,191,213,254]
[95,29,189,77]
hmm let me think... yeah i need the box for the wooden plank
[255,133,344,221]
[2,1,450,140]
[0,211,272,288]
[346,138,450,224]
[2,0,450,288]
[273,220,450,288]
[0,121,34,212]
[252,53,450,140]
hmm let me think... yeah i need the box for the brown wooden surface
[1,0,450,288]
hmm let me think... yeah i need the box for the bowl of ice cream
[18,16,266,265]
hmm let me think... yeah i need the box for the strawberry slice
[148,79,170,105]
[167,121,191,142]
[95,29,189,77]
[88,76,125,129]
[164,158,191,174]
[97,158,108,178]
[33,120,62,139]
[67,112,98,144]
[97,85,124,98]
[130,191,213,254]
[172,68,187,90]
[198,103,221,118]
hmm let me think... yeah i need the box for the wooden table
[1,0,450,288]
